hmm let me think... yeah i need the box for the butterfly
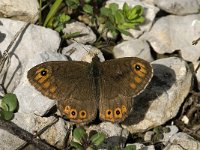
[27,56,153,124]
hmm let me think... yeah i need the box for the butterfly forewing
[98,57,153,122]
[27,61,98,124]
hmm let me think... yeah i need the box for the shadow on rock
[123,64,176,125]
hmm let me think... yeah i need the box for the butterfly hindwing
[98,57,153,122]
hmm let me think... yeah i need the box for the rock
[14,51,67,115]
[142,14,200,62]
[0,0,39,22]
[154,0,200,15]
[164,132,200,150]
[63,21,96,44]
[62,42,105,62]
[181,115,189,125]
[40,118,69,149]
[122,57,192,133]
[193,61,200,89]
[106,0,159,40]
[0,113,68,149]
[87,122,129,149]
[144,131,155,142]
[162,125,179,144]
[113,39,154,62]
[0,126,24,150]
[0,18,60,92]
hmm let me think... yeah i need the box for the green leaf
[62,31,81,39]
[153,126,162,134]
[135,5,144,16]
[73,127,87,144]
[117,22,135,30]
[69,141,84,150]
[117,28,132,37]
[84,0,92,3]
[1,102,9,111]
[0,110,14,120]
[2,93,18,112]
[100,7,111,17]
[109,3,119,14]
[65,0,80,9]
[44,0,63,27]
[83,4,93,15]
[127,5,144,20]
[54,25,63,32]
[114,10,125,25]
[123,2,129,15]
[59,13,70,23]
[124,145,136,150]
[130,16,145,24]
[90,132,106,147]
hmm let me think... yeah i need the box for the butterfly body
[27,56,153,124]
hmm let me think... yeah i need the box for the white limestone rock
[0,113,68,149]
[162,125,179,145]
[143,14,200,62]
[164,132,200,150]
[63,21,96,44]
[0,0,39,22]
[113,39,154,62]
[154,0,200,15]
[62,42,105,62]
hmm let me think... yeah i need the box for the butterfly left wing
[98,57,153,123]
[27,61,98,124]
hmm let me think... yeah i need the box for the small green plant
[112,145,136,150]
[0,93,18,120]
[69,127,106,150]
[152,126,170,142]
[49,13,71,32]
[99,2,145,36]
[43,0,71,32]
[64,0,80,10]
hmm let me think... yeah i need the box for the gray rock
[122,57,192,133]
[164,132,200,150]
[62,42,105,62]
[144,131,155,142]
[106,0,159,40]
[63,21,96,44]
[164,144,183,150]
[154,0,200,15]
[143,14,200,62]
[162,125,179,144]
[113,39,154,62]
[0,18,60,92]
[40,118,69,149]
[194,61,200,88]
[0,0,39,22]
[0,113,68,149]
[14,51,67,115]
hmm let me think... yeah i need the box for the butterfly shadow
[122,64,176,125]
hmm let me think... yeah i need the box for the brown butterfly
[27,56,153,124]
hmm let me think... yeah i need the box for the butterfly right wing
[27,61,98,124]
[98,57,153,123]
